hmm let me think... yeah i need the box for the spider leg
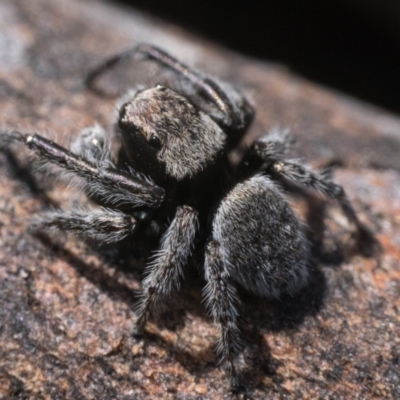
[237,129,362,228]
[249,127,294,162]
[31,207,137,244]
[237,128,294,179]
[204,240,242,390]
[270,160,361,227]
[1,130,164,209]
[86,43,254,139]
[134,205,199,334]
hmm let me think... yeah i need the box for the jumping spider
[1,44,365,389]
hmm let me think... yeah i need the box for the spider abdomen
[212,174,309,298]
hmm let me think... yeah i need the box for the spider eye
[149,134,162,150]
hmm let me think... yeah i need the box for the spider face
[118,84,227,181]
[2,43,367,390]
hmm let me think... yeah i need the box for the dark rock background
[0,0,399,398]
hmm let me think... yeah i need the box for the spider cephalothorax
[118,84,227,182]
[1,44,366,389]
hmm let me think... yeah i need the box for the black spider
[1,44,366,389]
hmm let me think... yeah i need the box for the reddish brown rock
[0,0,399,399]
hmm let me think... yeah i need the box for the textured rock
[0,0,399,399]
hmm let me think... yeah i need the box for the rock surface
[0,0,399,399]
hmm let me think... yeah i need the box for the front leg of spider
[86,43,254,144]
[1,130,164,209]
[0,129,164,244]
[134,205,199,335]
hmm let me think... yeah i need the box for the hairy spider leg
[86,43,254,143]
[242,130,363,225]
[239,128,362,229]
[0,129,166,243]
[269,160,362,227]
[134,205,199,334]
[31,207,137,244]
[204,240,242,389]
[237,128,294,179]
[1,130,165,209]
